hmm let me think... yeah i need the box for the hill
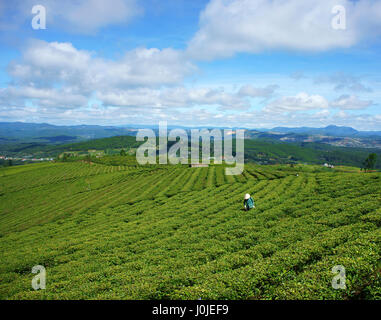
[268,125,381,137]
[0,122,138,144]
[246,128,381,149]
[0,161,380,299]
[244,139,381,168]
[0,135,140,158]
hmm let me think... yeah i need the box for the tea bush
[0,161,380,299]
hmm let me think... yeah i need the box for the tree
[7,159,12,167]
[120,149,126,156]
[363,153,377,172]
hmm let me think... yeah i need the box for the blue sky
[0,0,380,130]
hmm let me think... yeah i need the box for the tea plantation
[0,161,380,299]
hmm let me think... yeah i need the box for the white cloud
[58,0,141,33]
[96,84,279,110]
[1,0,142,34]
[331,94,373,110]
[186,0,381,60]
[0,86,88,109]
[9,40,195,91]
[1,37,380,130]
[5,42,280,111]
[98,87,242,110]
[264,92,329,113]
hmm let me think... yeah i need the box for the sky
[0,0,380,130]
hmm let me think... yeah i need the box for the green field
[0,161,380,299]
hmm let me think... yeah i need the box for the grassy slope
[0,162,380,299]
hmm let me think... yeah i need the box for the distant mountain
[270,125,381,137]
[271,125,358,136]
[1,122,381,151]
[0,122,138,143]
[246,125,381,149]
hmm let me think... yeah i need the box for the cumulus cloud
[8,40,195,91]
[331,94,373,110]
[2,40,202,111]
[4,41,281,111]
[0,86,88,109]
[263,92,329,113]
[2,39,379,130]
[186,0,381,60]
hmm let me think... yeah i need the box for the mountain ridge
[268,125,381,137]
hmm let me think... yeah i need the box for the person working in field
[243,194,255,211]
